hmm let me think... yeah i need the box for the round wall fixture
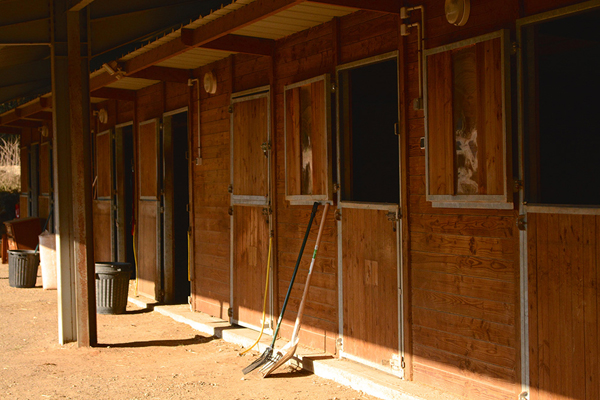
[97,108,108,124]
[445,0,470,26]
[203,71,217,94]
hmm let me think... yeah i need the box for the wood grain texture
[233,205,270,328]
[528,213,600,400]
[232,97,268,197]
[92,200,112,262]
[137,200,158,300]
[342,207,399,370]
[138,120,158,198]
[39,142,51,195]
[95,132,111,198]
[426,50,454,195]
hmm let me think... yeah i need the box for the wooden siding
[528,213,599,400]
[406,2,522,399]
[191,58,233,320]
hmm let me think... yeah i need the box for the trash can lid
[95,262,132,272]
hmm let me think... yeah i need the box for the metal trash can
[95,262,132,314]
[8,250,40,288]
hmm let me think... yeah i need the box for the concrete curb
[128,297,461,400]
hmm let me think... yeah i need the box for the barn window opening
[338,58,399,204]
[523,9,600,206]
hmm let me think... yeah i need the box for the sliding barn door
[137,119,161,300]
[230,89,272,330]
[93,129,114,262]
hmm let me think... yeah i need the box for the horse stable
[1,1,598,399]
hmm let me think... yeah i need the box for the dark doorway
[339,58,400,204]
[164,111,190,304]
[122,125,135,269]
[524,10,600,205]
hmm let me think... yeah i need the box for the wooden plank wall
[528,213,599,400]
[408,2,521,399]
[191,58,233,320]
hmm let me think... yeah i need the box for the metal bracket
[228,184,233,193]
[519,392,529,400]
[336,337,343,349]
[227,307,233,317]
[386,211,400,222]
[333,183,340,193]
[228,105,233,113]
[228,206,233,216]
[517,215,526,231]
[262,207,272,217]
[334,209,342,221]
[511,41,520,55]
[261,141,271,157]
[513,179,523,192]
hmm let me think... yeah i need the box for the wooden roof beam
[176,0,301,50]
[0,126,21,135]
[182,32,275,56]
[3,119,44,128]
[128,66,190,83]
[25,111,53,121]
[123,0,302,75]
[307,0,400,14]
[90,87,136,101]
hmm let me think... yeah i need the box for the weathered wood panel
[232,205,270,328]
[342,207,399,371]
[528,213,599,400]
[95,131,111,198]
[137,200,158,299]
[232,96,268,197]
[20,147,28,193]
[138,121,158,198]
[39,142,51,195]
[426,50,454,195]
[93,200,112,262]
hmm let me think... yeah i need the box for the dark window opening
[339,59,399,204]
[524,10,600,205]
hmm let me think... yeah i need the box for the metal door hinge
[334,209,342,221]
[261,141,271,156]
[227,307,233,317]
[330,81,336,93]
[387,354,403,371]
[228,105,233,113]
[394,122,399,136]
[511,41,520,55]
[228,206,233,216]
[519,392,529,400]
[262,207,272,217]
[186,203,190,212]
[160,206,165,213]
[517,215,526,231]
[336,337,343,349]
[333,183,340,193]
[228,184,233,193]
[513,179,523,192]
[386,211,400,222]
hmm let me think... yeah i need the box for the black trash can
[95,262,132,314]
[8,250,40,288]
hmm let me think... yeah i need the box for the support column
[51,1,96,346]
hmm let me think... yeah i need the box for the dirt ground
[0,262,379,400]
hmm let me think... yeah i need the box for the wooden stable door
[93,130,114,262]
[231,91,271,330]
[528,213,599,400]
[137,119,161,300]
[341,206,401,375]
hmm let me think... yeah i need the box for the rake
[242,202,319,375]
[261,203,329,377]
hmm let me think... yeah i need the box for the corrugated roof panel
[106,77,159,90]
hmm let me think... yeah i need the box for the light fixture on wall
[38,125,49,137]
[93,108,108,124]
[102,62,124,80]
[445,0,470,26]
[203,71,217,94]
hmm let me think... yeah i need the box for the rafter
[307,0,400,14]
[185,33,275,56]
[128,66,190,83]
[90,87,136,101]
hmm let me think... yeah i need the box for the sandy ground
[0,263,377,400]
